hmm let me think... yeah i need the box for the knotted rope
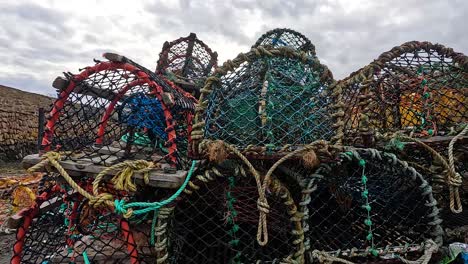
[206,139,327,246]
[398,240,438,264]
[27,152,196,219]
[311,250,355,264]
[27,152,115,210]
[392,125,466,213]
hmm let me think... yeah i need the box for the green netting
[204,53,334,152]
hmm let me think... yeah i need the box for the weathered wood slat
[91,145,165,162]
[49,251,129,263]
[22,154,186,189]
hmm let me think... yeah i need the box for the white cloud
[0,0,466,95]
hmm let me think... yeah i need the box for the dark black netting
[252,28,316,56]
[42,56,197,169]
[341,42,467,142]
[204,53,334,152]
[303,150,442,260]
[13,187,139,263]
[165,164,303,263]
[389,142,468,228]
[156,33,218,89]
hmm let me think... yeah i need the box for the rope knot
[113,199,133,218]
[89,193,113,208]
[207,140,228,164]
[448,172,462,187]
[257,198,270,214]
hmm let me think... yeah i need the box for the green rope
[82,251,90,264]
[113,160,198,246]
[344,152,378,257]
[358,159,378,256]
[226,174,242,263]
[150,208,159,246]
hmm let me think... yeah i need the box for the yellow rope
[27,151,154,218]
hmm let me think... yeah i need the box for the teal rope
[113,160,198,246]
[226,175,242,263]
[358,159,378,256]
[82,251,90,264]
[114,160,197,216]
[344,152,378,257]
[150,209,159,246]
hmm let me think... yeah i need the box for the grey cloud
[0,0,467,95]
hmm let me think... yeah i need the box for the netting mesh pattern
[161,163,304,263]
[11,184,142,264]
[42,58,195,168]
[338,41,467,142]
[252,28,316,56]
[300,149,442,260]
[199,47,335,153]
[156,33,218,85]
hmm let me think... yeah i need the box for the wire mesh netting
[11,183,142,264]
[156,33,218,95]
[388,140,468,227]
[42,55,196,169]
[199,47,335,155]
[338,41,467,144]
[300,149,442,261]
[161,162,305,263]
[252,28,316,56]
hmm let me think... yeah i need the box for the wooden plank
[49,251,129,263]
[22,154,186,189]
[92,144,166,162]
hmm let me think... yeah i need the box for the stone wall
[0,85,54,162]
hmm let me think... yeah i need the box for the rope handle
[27,152,198,218]
[392,124,466,213]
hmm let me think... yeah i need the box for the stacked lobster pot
[335,41,468,233]
[7,29,467,264]
[10,49,201,263]
[156,33,218,98]
[173,28,336,263]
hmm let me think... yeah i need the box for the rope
[311,250,355,264]
[393,132,464,213]
[27,152,109,208]
[92,159,155,195]
[206,140,327,246]
[398,240,438,264]
[111,160,197,217]
[27,151,197,218]
[447,124,468,213]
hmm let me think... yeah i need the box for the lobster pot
[391,140,468,227]
[10,184,146,264]
[43,54,196,168]
[252,28,316,56]
[301,149,443,262]
[338,41,467,144]
[158,163,305,263]
[156,33,218,95]
[196,47,335,158]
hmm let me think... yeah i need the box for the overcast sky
[0,0,466,96]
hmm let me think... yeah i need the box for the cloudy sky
[0,0,466,96]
